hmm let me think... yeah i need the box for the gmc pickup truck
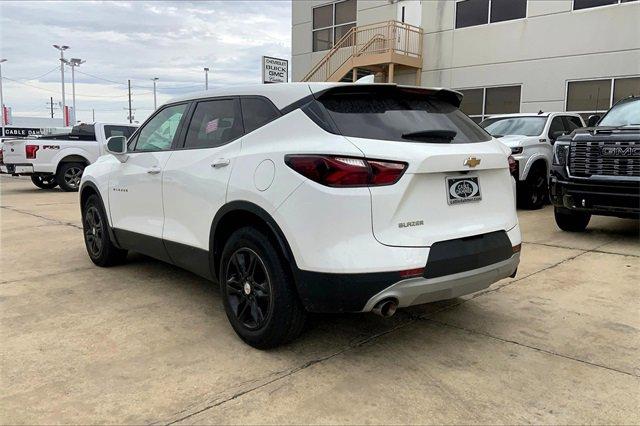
[550,96,639,231]
[1,122,137,191]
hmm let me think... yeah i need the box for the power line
[2,76,151,98]
[23,66,60,81]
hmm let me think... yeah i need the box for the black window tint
[562,116,583,132]
[456,0,489,28]
[104,125,136,140]
[318,88,492,144]
[134,104,187,152]
[548,117,565,139]
[490,0,526,22]
[573,0,617,10]
[241,98,280,134]
[184,99,242,149]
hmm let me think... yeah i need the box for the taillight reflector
[399,267,425,279]
[285,155,407,187]
[512,243,522,254]
[26,145,39,159]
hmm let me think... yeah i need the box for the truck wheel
[219,226,306,349]
[82,194,128,266]
[57,162,85,192]
[554,207,591,232]
[30,175,58,189]
[518,166,547,210]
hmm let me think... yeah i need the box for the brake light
[508,155,517,175]
[26,145,39,159]
[285,155,407,187]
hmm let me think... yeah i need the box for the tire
[30,174,58,189]
[56,162,85,192]
[219,226,306,349]
[554,207,591,232]
[518,165,547,210]
[82,194,128,266]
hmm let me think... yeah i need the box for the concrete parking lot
[1,174,638,424]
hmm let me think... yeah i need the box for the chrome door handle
[211,158,230,168]
[147,166,161,175]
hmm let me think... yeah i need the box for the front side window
[563,116,584,132]
[312,0,356,52]
[480,116,546,137]
[317,88,492,144]
[184,99,243,149]
[598,98,640,127]
[240,98,281,134]
[547,116,566,139]
[133,103,187,152]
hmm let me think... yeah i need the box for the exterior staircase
[302,20,423,84]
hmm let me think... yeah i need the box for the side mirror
[587,115,600,127]
[105,136,128,162]
[550,130,565,141]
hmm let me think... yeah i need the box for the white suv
[480,112,585,209]
[80,83,521,348]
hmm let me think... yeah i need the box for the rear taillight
[508,155,517,175]
[26,145,39,159]
[285,155,407,187]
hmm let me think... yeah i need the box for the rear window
[480,116,546,137]
[317,89,491,144]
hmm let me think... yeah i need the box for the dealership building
[291,0,640,121]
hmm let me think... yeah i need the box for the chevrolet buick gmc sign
[262,56,288,84]
[1,127,43,137]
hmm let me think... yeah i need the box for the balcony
[302,20,424,84]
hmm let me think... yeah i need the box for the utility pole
[0,58,6,138]
[67,58,85,124]
[53,45,69,125]
[49,97,54,118]
[204,67,210,90]
[152,77,159,110]
[128,79,133,124]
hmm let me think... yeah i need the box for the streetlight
[204,67,210,91]
[53,45,69,125]
[151,77,159,110]
[0,59,6,137]
[67,58,85,124]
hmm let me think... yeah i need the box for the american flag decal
[205,118,219,134]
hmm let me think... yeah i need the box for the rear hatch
[314,84,517,247]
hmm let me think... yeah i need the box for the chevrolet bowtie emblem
[464,157,481,168]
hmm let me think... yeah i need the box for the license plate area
[446,176,481,205]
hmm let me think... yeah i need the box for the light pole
[0,59,6,137]
[151,77,159,110]
[53,45,69,125]
[67,58,85,124]
[204,67,210,90]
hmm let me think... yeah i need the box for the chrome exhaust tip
[372,299,398,317]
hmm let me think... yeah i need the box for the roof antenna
[538,110,544,115]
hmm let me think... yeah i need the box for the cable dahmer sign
[262,56,288,84]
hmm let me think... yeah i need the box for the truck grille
[569,141,640,177]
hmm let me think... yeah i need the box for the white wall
[292,0,640,112]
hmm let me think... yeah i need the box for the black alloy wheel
[83,205,104,258]
[224,248,273,330]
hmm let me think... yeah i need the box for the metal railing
[302,20,423,82]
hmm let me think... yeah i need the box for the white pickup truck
[0,123,137,191]
[480,112,585,209]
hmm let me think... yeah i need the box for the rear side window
[184,99,243,149]
[317,89,492,144]
[241,98,280,134]
[104,125,136,140]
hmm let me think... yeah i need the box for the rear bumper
[294,228,521,313]
[549,173,640,218]
[0,164,34,175]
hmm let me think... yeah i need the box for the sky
[0,1,292,124]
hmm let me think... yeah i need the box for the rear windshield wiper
[401,129,457,142]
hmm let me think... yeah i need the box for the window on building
[572,0,632,11]
[455,0,526,28]
[458,86,521,122]
[613,77,640,104]
[184,99,243,149]
[566,77,640,120]
[312,0,357,52]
